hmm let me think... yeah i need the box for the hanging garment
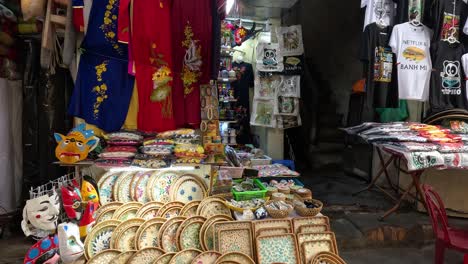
[393,0,426,24]
[429,0,466,42]
[361,0,396,30]
[389,22,432,101]
[132,0,175,132]
[68,0,134,132]
[429,41,467,113]
[117,0,130,43]
[360,23,399,108]
[172,0,213,127]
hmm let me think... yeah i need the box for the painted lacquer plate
[212,221,251,251]
[95,208,117,223]
[116,172,136,202]
[154,252,176,264]
[130,171,151,201]
[135,217,166,250]
[110,218,145,249]
[149,171,179,202]
[169,249,202,264]
[127,247,165,264]
[136,201,164,219]
[110,251,136,264]
[215,252,255,264]
[95,202,123,219]
[170,175,207,203]
[112,202,142,220]
[134,172,151,203]
[98,172,121,205]
[190,251,222,264]
[178,220,203,250]
[200,215,232,251]
[256,234,299,264]
[84,220,121,260]
[160,220,183,252]
[87,249,121,264]
[180,201,200,217]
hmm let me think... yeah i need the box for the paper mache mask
[22,191,60,238]
[57,223,84,263]
[23,235,59,264]
[78,176,100,238]
[61,180,82,221]
[54,124,99,164]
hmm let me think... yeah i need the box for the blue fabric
[68,0,134,132]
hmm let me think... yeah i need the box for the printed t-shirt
[393,0,425,24]
[429,41,467,113]
[361,0,396,30]
[389,22,432,101]
[429,0,466,42]
[360,23,398,108]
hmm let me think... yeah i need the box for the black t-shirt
[231,61,254,112]
[429,0,467,42]
[360,23,399,108]
[429,41,467,113]
[393,0,432,24]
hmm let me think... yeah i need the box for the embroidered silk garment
[132,0,175,132]
[172,0,213,127]
[68,0,134,132]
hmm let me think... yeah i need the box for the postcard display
[251,25,304,129]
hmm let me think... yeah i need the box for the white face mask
[22,191,60,236]
[57,223,84,263]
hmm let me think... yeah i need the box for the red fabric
[117,0,130,43]
[171,0,213,127]
[132,0,175,132]
[72,7,84,32]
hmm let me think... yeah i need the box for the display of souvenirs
[256,43,284,72]
[57,223,84,263]
[253,164,300,178]
[23,235,60,264]
[276,25,305,56]
[54,124,99,164]
[21,190,60,238]
[250,99,276,127]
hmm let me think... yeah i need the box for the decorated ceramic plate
[117,172,137,202]
[201,215,233,251]
[136,201,164,219]
[215,252,255,264]
[252,219,293,234]
[180,201,201,217]
[130,171,151,201]
[134,172,152,203]
[178,220,203,250]
[112,202,142,220]
[114,219,145,252]
[95,208,118,223]
[127,247,165,264]
[256,234,299,264]
[98,172,121,205]
[302,239,334,264]
[87,249,121,264]
[84,220,121,260]
[170,175,207,203]
[160,220,184,252]
[110,251,136,264]
[154,252,176,264]
[212,221,251,251]
[110,218,145,249]
[190,251,222,264]
[149,171,180,202]
[292,216,330,233]
[218,228,253,258]
[169,249,202,264]
[135,218,166,250]
[95,202,123,219]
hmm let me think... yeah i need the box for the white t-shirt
[361,0,396,30]
[389,22,432,101]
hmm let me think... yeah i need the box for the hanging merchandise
[68,0,135,132]
[393,0,425,24]
[361,0,396,30]
[389,22,432,101]
[276,25,304,56]
[360,23,399,108]
[23,235,60,264]
[54,124,99,164]
[250,99,276,127]
[231,60,254,112]
[431,0,465,42]
[172,0,213,127]
[277,115,302,129]
[283,55,304,75]
[279,75,301,97]
[275,96,300,116]
[57,223,84,263]
[132,0,176,132]
[254,73,282,99]
[429,41,467,113]
[256,43,284,72]
[21,190,60,238]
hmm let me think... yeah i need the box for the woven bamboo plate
[180,201,201,217]
[252,219,292,234]
[197,197,225,213]
[256,234,300,264]
[218,228,253,258]
[168,249,202,264]
[84,220,121,260]
[134,172,152,203]
[256,227,290,237]
[311,251,347,264]
[160,220,184,252]
[114,219,146,252]
[292,216,330,233]
[197,200,231,218]
[190,251,222,264]
[112,172,135,201]
[157,201,185,218]
[301,239,334,264]
[110,250,136,264]
[95,207,118,223]
[297,224,329,234]
[87,249,121,264]
[130,171,152,201]
[110,218,145,249]
[178,220,204,250]
[170,174,208,203]
[215,252,255,264]
[127,247,165,264]
[154,252,176,264]
[297,232,339,255]
[116,207,139,221]
[135,218,166,250]
[212,221,251,251]
[112,202,142,220]
[98,172,121,205]
[201,215,233,251]
[157,216,187,250]
[136,201,164,219]
[95,201,123,219]
[148,171,180,202]
[117,172,137,202]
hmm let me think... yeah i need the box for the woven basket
[264,200,294,218]
[295,199,323,217]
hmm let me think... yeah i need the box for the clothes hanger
[444,0,460,44]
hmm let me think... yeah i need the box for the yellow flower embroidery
[92,61,109,119]
[181,22,202,96]
[149,43,173,118]
[100,0,123,54]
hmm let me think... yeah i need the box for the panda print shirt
[429,41,467,114]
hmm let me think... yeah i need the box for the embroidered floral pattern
[149,43,173,118]
[92,61,109,119]
[100,0,123,54]
[181,22,202,96]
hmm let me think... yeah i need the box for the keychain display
[276,25,304,56]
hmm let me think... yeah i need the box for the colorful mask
[81,175,99,204]
[61,180,82,221]
[23,235,59,264]
[78,201,98,238]
[57,223,84,263]
[78,175,100,238]
[54,124,99,164]
[22,191,60,237]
